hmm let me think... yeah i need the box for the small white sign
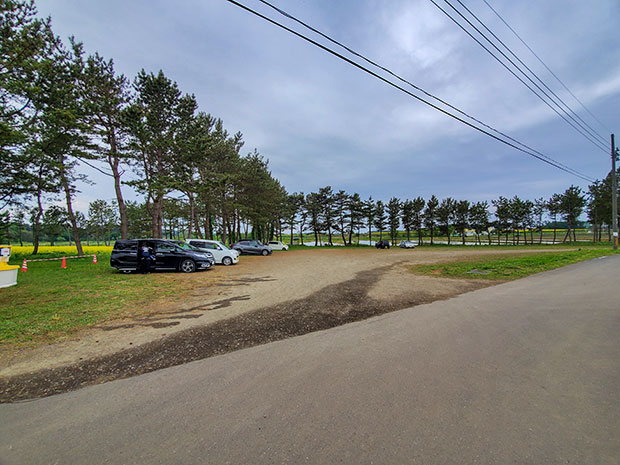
[0,248,10,257]
[614,232,619,237]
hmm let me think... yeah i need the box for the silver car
[186,239,240,265]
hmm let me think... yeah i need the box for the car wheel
[179,259,196,273]
[261,249,269,256]
[222,256,233,266]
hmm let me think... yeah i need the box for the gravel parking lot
[1,247,513,401]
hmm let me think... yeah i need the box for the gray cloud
[35,0,620,208]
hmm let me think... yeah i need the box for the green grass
[0,251,188,347]
[408,248,619,280]
[2,245,617,350]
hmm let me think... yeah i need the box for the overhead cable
[224,0,595,182]
[453,0,608,146]
[256,0,593,181]
[482,0,612,134]
[430,0,609,154]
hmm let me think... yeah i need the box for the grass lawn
[1,249,192,348]
[408,247,619,280]
[1,244,617,351]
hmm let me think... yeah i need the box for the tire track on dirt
[0,264,475,402]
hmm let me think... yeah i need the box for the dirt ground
[0,247,526,402]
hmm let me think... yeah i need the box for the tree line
[2,1,618,251]
[1,0,286,254]
[4,177,618,248]
[264,182,615,246]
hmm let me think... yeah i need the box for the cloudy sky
[34,0,620,210]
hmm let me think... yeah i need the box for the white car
[186,239,240,265]
[399,240,417,249]
[267,240,289,251]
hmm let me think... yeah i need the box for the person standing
[140,244,155,274]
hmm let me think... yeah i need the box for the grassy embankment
[408,247,618,280]
[1,246,191,349]
[0,244,617,351]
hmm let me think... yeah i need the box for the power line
[452,0,608,146]
[223,0,595,182]
[76,157,115,177]
[430,0,609,154]
[482,0,612,135]
[255,0,594,181]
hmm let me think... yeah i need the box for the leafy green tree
[34,37,92,255]
[10,208,26,245]
[0,211,9,242]
[284,193,304,245]
[42,204,67,245]
[587,168,620,242]
[508,196,532,245]
[318,186,336,245]
[387,197,401,245]
[87,199,117,245]
[196,118,243,242]
[424,195,438,245]
[532,198,546,244]
[559,186,586,243]
[364,196,375,245]
[125,200,151,238]
[411,196,425,245]
[454,200,470,245]
[161,198,189,240]
[27,158,57,253]
[437,197,455,245]
[547,193,562,244]
[469,201,490,245]
[333,190,350,245]
[238,151,285,243]
[373,200,387,241]
[296,193,308,245]
[82,52,131,238]
[125,69,197,238]
[0,0,56,208]
[347,193,364,245]
[588,180,605,242]
[305,191,323,246]
[401,199,414,241]
[492,196,511,245]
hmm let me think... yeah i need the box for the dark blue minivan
[111,239,215,273]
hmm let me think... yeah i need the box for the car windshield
[173,241,200,251]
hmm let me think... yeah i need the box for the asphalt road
[1,255,619,464]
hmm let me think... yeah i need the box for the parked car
[186,239,240,265]
[267,240,289,251]
[232,239,272,255]
[375,240,390,249]
[399,240,417,249]
[111,239,215,273]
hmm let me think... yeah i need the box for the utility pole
[612,134,618,250]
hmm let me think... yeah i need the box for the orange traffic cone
[21,259,28,272]
[92,254,98,264]
[61,256,67,269]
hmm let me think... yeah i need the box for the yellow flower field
[7,245,113,256]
